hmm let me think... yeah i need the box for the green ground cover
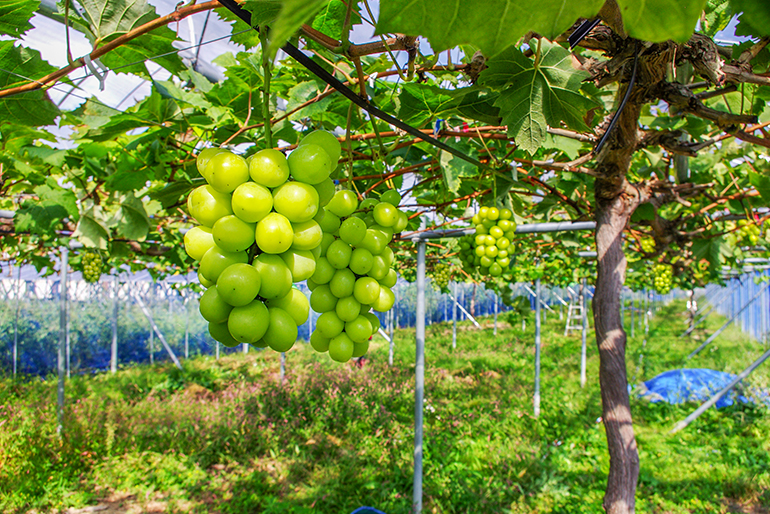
[1,299,768,513]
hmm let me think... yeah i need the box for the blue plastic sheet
[639,368,749,408]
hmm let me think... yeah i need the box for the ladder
[564,291,584,336]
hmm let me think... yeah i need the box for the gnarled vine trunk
[593,92,644,512]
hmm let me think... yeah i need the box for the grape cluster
[736,220,761,246]
[640,238,655,253]
[653,264,673,294]
[429,262,453,292]
[458,206,516,277]
[307,188,407,362]
[185,130,340,353]
[81,251,103,283]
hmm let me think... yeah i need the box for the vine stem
[260,29,273,148]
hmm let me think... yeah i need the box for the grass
[0,299,768,513]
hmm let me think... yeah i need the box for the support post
[184,286,189,359]
[581,278,588,388]
[534,278,542,418]
[280,352,286,382]
[413,237,426,514]
[388,308,394,366]
[630,297,635,339]
[452,282,457,349]
[57,248,68,436]
[493,292,498,336]
[672,345,770,433]
[448,293,482,328]
[132,291,184,370]
[689,282,770,358]
[111,275,119,373]
[13,264,21,377]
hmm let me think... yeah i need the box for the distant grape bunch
[307,188,407,362]
[640,238,655,253]
[653,264,673,294]
[81,251,103,283]
[736,220,762,246]
[185,130,341,354]
[458,206,516,277]
[429,262,453,292]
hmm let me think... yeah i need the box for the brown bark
[593,71,644,510]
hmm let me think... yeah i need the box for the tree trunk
[592,71,645,512]
[593,192,640,514]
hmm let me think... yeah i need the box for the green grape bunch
[639,237,655,253]
[81,251,104,283]
[185,130,341,355]
[429,262,453,292]
[469,206,516,277]
[653,263,673,294]
[307,188,407,362]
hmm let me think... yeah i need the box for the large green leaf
[73,205,111,249]
[217,1,281,50]
[730,0,770,36]
[0,0,37,38]
[616,0,708,42]
[377,0,603,57]
[749,171,770,202]
[311,0,360,41]
[480,40,597,154]
[73,0,159,43]
[14,180,78,237]
[115,194,150,241]
[439,140,477,192]
[99,28,184,75]
[398,83,467,127]
[266,0,328,55]
[0,41,60,126]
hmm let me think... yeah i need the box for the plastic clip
[83,55,109,91]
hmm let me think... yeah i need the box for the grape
[231,182,273,223]
[380,189,401,206]
[199,246,248,283]
[653,264,673,294]
[227,299,270,344]
[314,178,336,207]
[263,307,298,352]
[326,190,359,217]
[256,212,294,254]
[372,286,395,312]
[429,262,453,292]
[288,144,332,184]
[373,202,398,227]
[267,288,310,325]
[299,129,342,164]
[345,315,372,343]
[329,268,356,298]
[209,321,240,347]
[363,312,381,333]
[291,220,323,250]
[249,148,290,187]
[310,330,331,352]
[335,295,362,322]
[326,239,353,269]
[354,277,380,305]
[328,332,354,362]
[272,181,320,223]
[252,254,292,300]
[212,215,256,253]
[216,263,261,307]
[339,217,366,245]
[352,340,370,358]
[187,185,233,227]
[316,311,344,338]
[349,248,374,275]
[184,226,216,261]
[310,284,338,312]
[196,147,224,179]
[200,287,234,323]
[280,249,317,282]
[207,151,250,193]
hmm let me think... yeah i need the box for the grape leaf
[0,0,37,38]
[749,171,770,201]
[730,0,770,37]
[480,40,597,154]
[73,0,160,43]
[115,194,150,241]
[398,83,466,127]
[217,1,281,50]
[377,0,603,57]
[439,140,477,192]
[73,206,111,249]
[14,180,78,237]
[267,0,328,56]
[615,0,708,42]
[99,28,184,75]
[311,0,360,41]
[0,42,60,126]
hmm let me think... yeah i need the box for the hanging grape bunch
[81,250,104,283]
[653,263,673,294]
[307,188,408,362]
[736,220,761,247]
[469,206,516,277]
[639,237,655,254]
[429,262,454,293]
[184,130,339,353]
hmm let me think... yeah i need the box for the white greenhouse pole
[13,264,21,377]
[413,236,426,514]
[452,282,457,349]
[132,291,183,370]
[534,278,542,418]
[57,247,68,436]
[581,278,588,388]
[111,275,119,373]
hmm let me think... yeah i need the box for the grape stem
[260,29,273,149]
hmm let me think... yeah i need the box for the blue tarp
[639,368,749,408]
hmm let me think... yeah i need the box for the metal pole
[65,272,71,379]
[111,275,118,373]
[216,341,220,360]
[57,247,68,436]
[184,286,189,359]
[280,352,286,382]
[243,342,249,354]
[672,344,770,433]
[413,238,426,514]
[630,296,635,339]
[452,282,457,349]
[689,281,770,359]
[132,291,184,370]
[581,278,588,388]
[13,264,21,377]
[493,292,498,336]
[447,293,481,327]
[534,279,542,418]
[388,308,394,366]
